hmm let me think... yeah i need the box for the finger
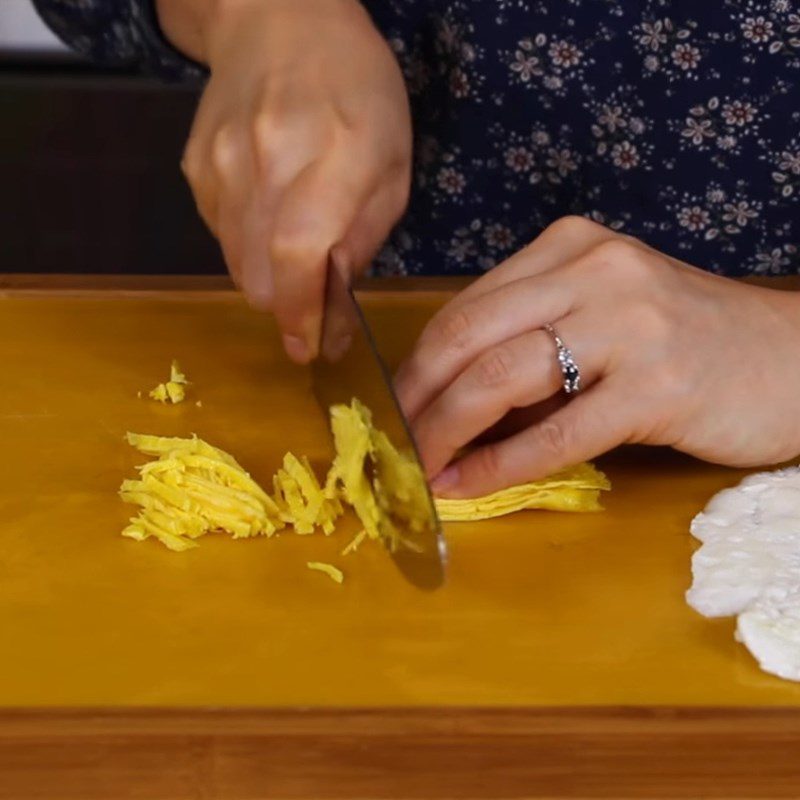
[339,172,410,273]
[209,126,257,289]
[412,318,602,479]
[472,396,566,445]
[431,378,636,499]
[318,246,355,362]
[235,115,327,309]
[319,178,410,357]
[181,89,224,236]
[223,115,321,307]
[233,182,283,307]
[395,267,579,422]
[449,215,619,309]
[314,178,410,357]
[191,105,325,306]
[182,134,221,237]
[268,152,380,363]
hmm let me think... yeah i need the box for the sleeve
[31,0,207,82]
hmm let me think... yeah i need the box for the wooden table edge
[0,273,472,297]
[2,706,800,798]
[2,703,800,733]
[2,272,799,295]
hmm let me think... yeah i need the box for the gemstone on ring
[543,323,581,394]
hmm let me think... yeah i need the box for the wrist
[158,0,371,67]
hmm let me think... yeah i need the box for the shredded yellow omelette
[307,562,344,584]
[148,360,189,404]
[325,399,433,554]
[119,399,610,573]
[120,433,339,551]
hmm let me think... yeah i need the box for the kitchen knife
[312,259,446,590]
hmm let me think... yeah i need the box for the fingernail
[282,334,310,364]
[431,464,460,496]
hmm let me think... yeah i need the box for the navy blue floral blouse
[34,0,800,277]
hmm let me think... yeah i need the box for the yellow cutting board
[1,284,798,709]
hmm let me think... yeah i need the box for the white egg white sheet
[687,467,800,681]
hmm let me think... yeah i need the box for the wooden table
[2,274,800,799]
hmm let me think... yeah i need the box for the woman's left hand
[395,216,800,498]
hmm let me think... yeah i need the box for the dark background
[1,59,225,274]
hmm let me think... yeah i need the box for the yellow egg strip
[341,530,367,556]
[306,562,344,584]
[273,454,341,535]
[148,360,190,405]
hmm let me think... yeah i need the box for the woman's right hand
[161,0,412,362]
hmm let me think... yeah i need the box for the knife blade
[312,259,446,590]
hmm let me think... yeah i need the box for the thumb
[338,177,410,273]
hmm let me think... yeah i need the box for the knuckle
[535,419,570,458]
[627,299,671,341]
[252,112,287,167]
[210,125,238,175]
[474,345,514,388]
[474,443,503,479]
[589,239,653,281]
[269,230,324,268]
[428,306,475,354]
[546,214,599,239]
[591,237,638,264]
[617,232,645,248]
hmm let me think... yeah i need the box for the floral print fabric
[34,0,800,277]
[362,0,800,276]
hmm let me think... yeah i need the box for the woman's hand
[395,216,800,498]
[159,0,412,362]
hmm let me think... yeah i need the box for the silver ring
[543,323,581,394]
